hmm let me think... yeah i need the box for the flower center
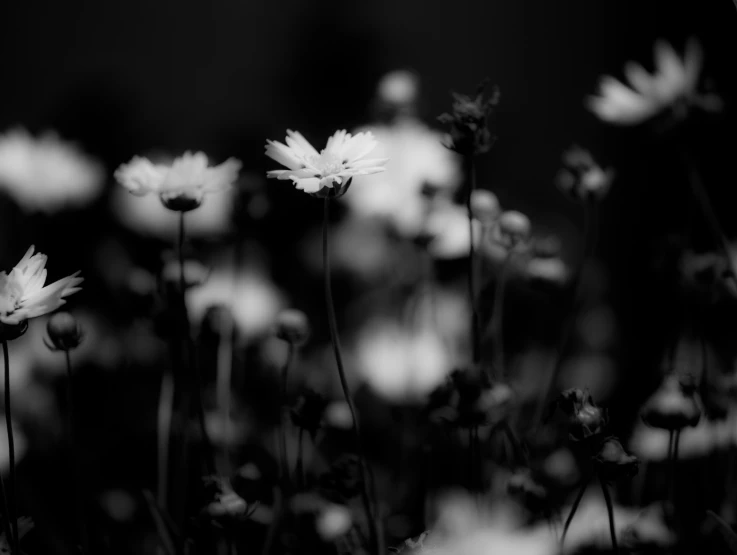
[309,151,344,177]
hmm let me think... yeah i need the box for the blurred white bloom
[525,256,569,286]
[556,146,614,201]
[342,120,462,235]
[0,416,27,474]
[355,318,451,403]
[425,200,482,259]
[377,69,420,106]
[0,128,104,213]
[187,265,284,339]
[587,38,719,125]
[265,129,387,195]
[0,246,82,326]
[115,152,241,210]
[112,183,237,239]
[315,504,352,540]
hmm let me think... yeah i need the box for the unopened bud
[496,211,531,250]
[46,312,83,351]
[470,190,501,225]
[377,70,419,106]
[275,309,310,346]
[315,504,352,541]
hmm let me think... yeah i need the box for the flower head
[45,311,83,351]
[115,152,241,212]
[438,79,500,156]
[0,246,82,329]
[0,128,104,213]
[556,146,614,201]
[265,129,388,197]
[641,374,702,431]
[586,38,721,126]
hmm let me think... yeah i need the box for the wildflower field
[2,1,737,554]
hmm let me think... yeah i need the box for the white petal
[285,130,319,158]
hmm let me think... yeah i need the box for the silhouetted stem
[216,316,234,474]
[0,474,13,552]
[323,197,381,555]
[65,351,88,554]
[490,253,511,380]
[156,369,174,509]
[560,474,590,547]
[600,477,619,554]
[2,339,18,555]
[466,157,481,364]
[278,344,294,486]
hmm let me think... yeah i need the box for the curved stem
[323,197,381,555]
[560,474,590,547]
[599,477,619,554]
[466,156,481,364]
[2,339,18,555]
[65,351,88,554]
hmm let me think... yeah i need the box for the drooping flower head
[115,152,241,212]
[438,78,501,156]
[0,246,83,335]
[556,146,614,201]
[265,129,388,197]
[586,38,722,126]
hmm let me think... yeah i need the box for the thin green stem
[560,474,590,547]
[466,157,481,364]
[599,477,619,554]
[2,339,18,555]
[323,197,381,555]
[65,350,88,554]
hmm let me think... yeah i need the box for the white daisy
[587,38,718,125]
[115,151,241,211]
[0,246,83,326]
[265,129,388,196]
[0,128,104,213]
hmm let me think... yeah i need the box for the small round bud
[275,309,310,347]
[496,210,531,251]
[315,503,352,541]
[470,189,501,225]
[377,70,419,106]
[46,312,83,351]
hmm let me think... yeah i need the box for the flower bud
[315,503,352,541]
[470,190,501,225]
[495,211,531,251]
[275,309,310,347]
[46,312,83,351]
[641,375,701,431]
[594,437,639,481]
[377,69,420,107]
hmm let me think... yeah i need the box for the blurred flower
[586,38,721,125]
[99,489,137,523]
[507,469,549,512]
[265,129,388,197]
[438,79,501,156]
[425,199,483,259]
[470,189,501,226]
[429,370,514,428]
[315,503,352,541]
[202,476,249,520]
[112,182,237,239]
[354,317,452,403]
[641,374,701,430]
[341,119,462,236]
[490,211,532,253]
[274,309,311,347]
[593,437,639,481]
[0,128,104,213]
[0,246,82,328]
[556,146,613,201]
[115,152,241,212]
[524,256,569,287]
[377,69,420,107]
[556,389,608,441]
[187,264,284,340]
[45,311,83,351]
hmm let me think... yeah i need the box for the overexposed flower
[115,152,241,211]
[342,120,462,235]
[187,265,284,340]
[0,246,82,326]
[265,129,388,196]
[0,128,104,213]
[587,38,719,125]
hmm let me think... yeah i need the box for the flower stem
[466,157,481,364]
[2,339,18,555]
[671,430,681,508]
[278,343,295,487]
[599,477,619,554]
[157,369,174,508]
[65,350,89,554]
[322,197,381,555]
[216,315,234,475]
[490,253,512,380]
[0,474,12,552]
[295,427,305,487]
[560,474,590,548]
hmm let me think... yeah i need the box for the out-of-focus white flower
[0,246,82,326]
[0,128,104,213]
[425,200,482,259]
[587,38,720,125]
[315,504,352,541]
[556,146,614,201]
[112,182,237,239]
[525,257,569,286]
[0,416,27,474]
[187,265,285,340]
[342,120,462,235]
[115,152,241,211]
[265,129,388,196]
[377,69,420,106]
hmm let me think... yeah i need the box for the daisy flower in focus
[115,151,241,212]
[0,246,83,330]
[265,129,388,197]
[0,128,104,213]
[586,38,721,126]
